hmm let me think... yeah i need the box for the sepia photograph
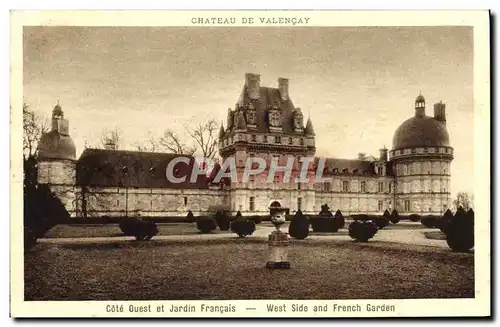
[12,10,490,318]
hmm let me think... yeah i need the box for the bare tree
[23,103,49,161]
[452,192,474,211]
[187,119,218,158]
[100,128,122,150]
[133,132,161,152]
[159,129,196,155]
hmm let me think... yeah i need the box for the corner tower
[37,102,77,215]
[390,94,454,215]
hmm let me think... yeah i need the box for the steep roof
[235,86,298,134]
[76,148,210,189]
[314,157,376,175]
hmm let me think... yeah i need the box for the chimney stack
[434,102,446,126]
[379,147,388,162]
[278,77,289,101]
[245,73,261,100]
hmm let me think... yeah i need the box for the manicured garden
[25,239,474,301]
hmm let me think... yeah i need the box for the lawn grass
[43,223,231,238]
[25,240,473,301]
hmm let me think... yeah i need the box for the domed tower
[37,102,77,215]
[390,94,454,215]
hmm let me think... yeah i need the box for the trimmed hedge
[350,214,371,222]
[288,210,309,240]
[310,217,337,233]
[119,217,159,240]
[421,215,441,228]
[348,221,378,242]
[373,216,390,229]
[230,219,256,238]
[409,214,421,222]
[196,217,218,233]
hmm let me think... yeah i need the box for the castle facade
[36,73,454,218]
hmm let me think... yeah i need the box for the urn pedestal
[266,202,290,269]
[266,230,290,269]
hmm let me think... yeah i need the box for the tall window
[300,138,304,145]
[377,167,383,175]
[288,137,293,145]
[249,197,255,212]
[251,134,256,142]
[378,182,384,193]
[404,200,411,212]
[323,182,331,192]
[263,135,268,143]
[388,182,392,193]
[342,181,349,192]
[360,181,366,193]
[184,197,188,205]
[297,197,302,211]
[275,136,281,144]
[378,200,383,212]
[298,182,301,190]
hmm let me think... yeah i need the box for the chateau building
[36,73,453,218]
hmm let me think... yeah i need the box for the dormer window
[342,168,348,174]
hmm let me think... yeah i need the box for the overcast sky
[23,26,473,196]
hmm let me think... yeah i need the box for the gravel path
[38,225,448,248]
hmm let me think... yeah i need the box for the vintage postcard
[11,10,490,318]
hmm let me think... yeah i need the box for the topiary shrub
[230,219,256,238]
[333,209,345,230]
[436,209,454,233]
[119,217,159,240]
[390,209,400,224]
[215,210,231,231]
[409,214,421,222]
[319,204,333,218]
[196,217,218,234]
[288,210,310,239]
[445,207,474,252]
[374,212,390,229]
[24,184,70,249]
[186,210,195,223]
[348,220,378,242]
[235,210,242,218]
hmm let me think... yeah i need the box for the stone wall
[73,187,230,218]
